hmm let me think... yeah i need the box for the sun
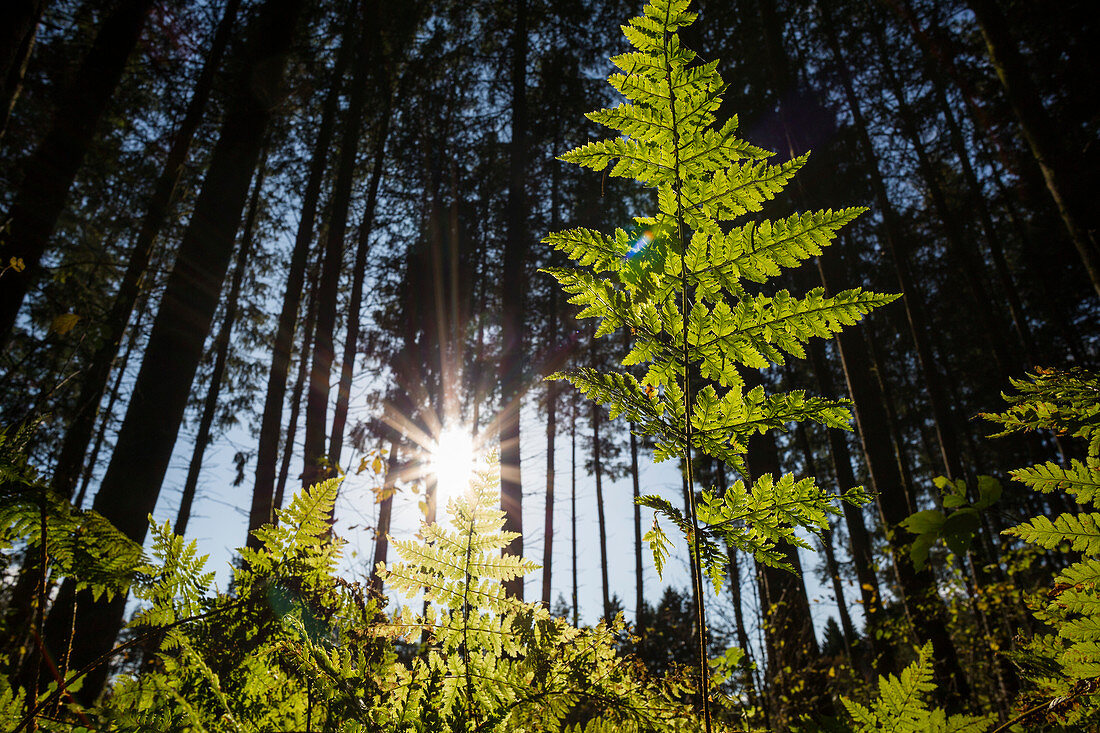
[431,425,475,507]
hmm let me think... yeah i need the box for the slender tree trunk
[747,424,819,725]
[820,12,964,481]
[74,283,152,510]
[791,414,856,666]
[571,407,579,627]
[303,0,373,492]
[967,0,1100,298]
[629,426,643,621]
[542,370,558,609]
[274,255,323,523]
[329,74,392,470]
[49,0,242,500]
[592,394,611,621]
[870,18,1015,380]
[499,0,528,600]
[175,144,268,536]
[248,3,354,545]
[918,37,1037,363]
[719,462,760,707]
[0,0,155,346]
[0,0,47,143]
[40,0,306,703]
[821,249,973,709]
[369,442,400,593]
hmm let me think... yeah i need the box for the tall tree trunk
[869,16,1015,380]
[592,389,611,621]
[273,256,322,522]
[747,424,820,725]
[74,282,153,510]
[967,0,1100,298]
[0,0,47,143]
[49,0,242,499]
[176,144,268,536]
[915,27,1037,363]
[571,407,579,627]
[541,364,558,609]
[248,3,354,545]
[40,0,306,703]
[819,11,964,481]
[369,441,400,593]
[629,426,643,621]
[820,249,973,708]
[303,0,373,492]
[329,72,392,470]
[719,462,760,707]
[0,0,155,346]
[499,0,528,600]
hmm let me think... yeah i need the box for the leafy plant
[980,367,1100,728]
[840,642,993,732]
[378,462,704,732]
[901,474,1002,571]
[543,0,893,723]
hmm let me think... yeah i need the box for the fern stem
[662,7,711,730]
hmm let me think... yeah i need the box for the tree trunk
[303,0,373,492]
[73,283,152,510]
[869,17,1016,380]
[0,0,47,143]
[0,0,155,346]
[176,143,268,536]
[629,426,643,621]
[248,2,354,545]
[499,0,528,600]
[819,11,965,482]
[541,370,558,609]
[967,0,1100,298]
[369,442,400,593]
[40,0,306,703]
[592,390,611,621]
[822,247,973,709]
[571,407,579,626]
[49,0,242,500]
[328,67,392,475]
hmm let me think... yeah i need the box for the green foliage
[981,368,1100,726]
[378,464,704,731]
[840,643,994,732]
[901,475,1001,571]
[544,0,892,593]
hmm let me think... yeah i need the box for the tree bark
[40,0,306,703]
[592,388,611,621]
[967,0,1100,298]
[0,0,155,346]
[175,143,268,536]
[49,0,242,500]
[248,2,354,545]
[0,0,47,143]
[328,65,392,474]
[821,247,973,709]
[302,0,373,492]
[369,442,400,593]
[820,10,964,481]
[273,256,322,523]
[499,0,528,600]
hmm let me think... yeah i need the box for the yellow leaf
[9,257,25,272]
[51,313,80,335]
[372,456,384,474]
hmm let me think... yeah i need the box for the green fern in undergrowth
[982,368,1100,727]
[544,0,893,723]
[841,643,993,732]
[378,464,705,732]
